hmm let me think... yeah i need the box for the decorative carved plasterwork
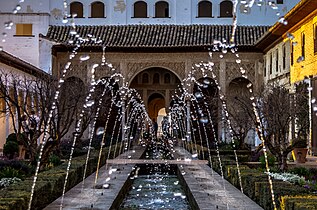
[63,64,87,83]
[226,62,255,84]
[94,63,120,80]
[126,62,185,82]
[192,62,220,80]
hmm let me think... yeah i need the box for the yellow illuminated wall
[290,10,317,83]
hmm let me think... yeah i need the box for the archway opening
[148,93,165,121]
[129,67,181,117]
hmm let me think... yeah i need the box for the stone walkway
[44,146,146,210]
[173,147,263,210]
[45,145,263,210]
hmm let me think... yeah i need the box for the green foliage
[0,167,24,179]
[292,138,308,148]
[0,177,22,189]
[281,195,317,210]
[289,167,310,177]
[0,145,121,210]
[48,154,62,167]
[259,153,276,168]
[6,134,18,143]
[3,141,18,159]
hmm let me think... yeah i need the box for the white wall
[0,13,50,68]
[46,0,300,26]
[39,37,53,73]
[264,40,291,87]
[0,61,38,150]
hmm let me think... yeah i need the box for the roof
[255,0,317,51]
[0,50,49,78]
[43,24,270,50]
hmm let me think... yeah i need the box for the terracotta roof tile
[44,24,270,48]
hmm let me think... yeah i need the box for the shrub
[3,141,18,160]
[6,133,18,143]
[259,153,276,168]
[0,177,22,189]
[0,159,34,177]
[48,154,62,167]
[288,167,309,177]
[0,167,24,179]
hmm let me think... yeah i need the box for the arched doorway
[129,67,181,118]
[148,93,165,120]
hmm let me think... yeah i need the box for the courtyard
[1,0,317,209]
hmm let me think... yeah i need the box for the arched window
[153,73,160,83]
[220,0,233,17]
[91,1,105,18]
[155,1,169,18]
[142,73,149,83]
[70,2,84,18]
[134,1,147,18]
[198,1,212,17]
[164,73,170,83]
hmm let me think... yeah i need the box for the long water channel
[119,141,191,210]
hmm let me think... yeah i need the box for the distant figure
[29,111,40,140]
[161,116,169,139]
[152,118,158,138]
[21,115,29,135]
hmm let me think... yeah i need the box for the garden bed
[0,146,119,210]
[211,155,316,210]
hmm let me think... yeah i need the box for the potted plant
[292,138,308,163]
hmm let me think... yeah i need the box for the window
[275,49,279,73]
[91,1,105,18]
[70,1,84,18]
[134,1,147,18]
[277,0,283,4]
[198,1,212,17]
[314,23,317,53]
[220,0,233,17]
[155,1,169,18]
[164,73,170,83]
[142,73,149,83]
[301,32,305,58]
[153,73,160,83]
[291,44,294,65]
[15,24,32,36]
[282,44,286,69]
[270,53,272,75]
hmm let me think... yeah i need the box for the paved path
[44,146,146,210]
[173,147,263,210]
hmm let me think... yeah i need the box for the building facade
[256,0,317,154]
[0,50,48,153]
[0,0,303,149]
[0,0,299,72]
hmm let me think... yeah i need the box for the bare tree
[0,69,96,168]
[229,83,309,171]
[257,83,309,171]
[228,95,255,149]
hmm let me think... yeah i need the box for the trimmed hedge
[209,155,312,210]
[0,145,120,210]
[281,195,317,210]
